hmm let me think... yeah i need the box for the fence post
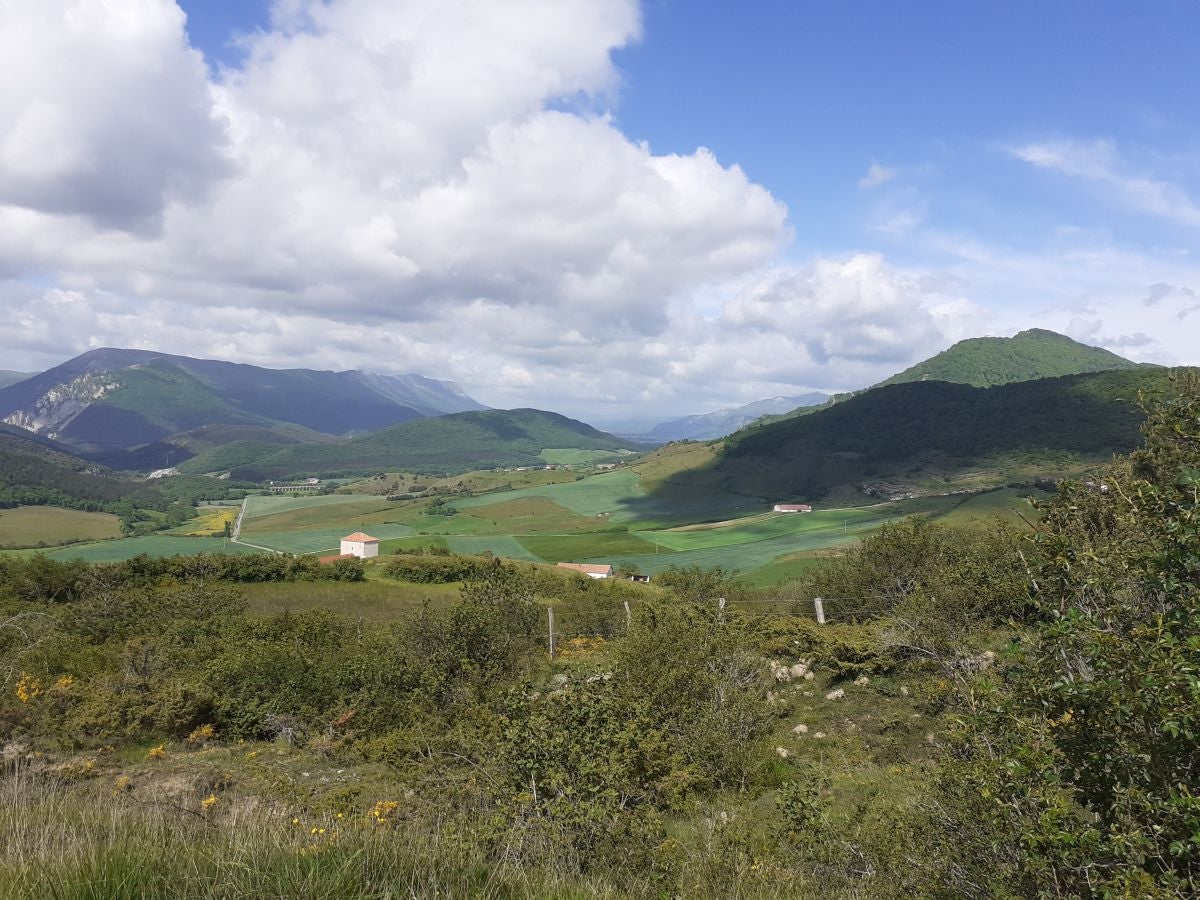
[813,597,826,625]
[717,596,726,625]
[623,600,631,632]
[547,607,556,660]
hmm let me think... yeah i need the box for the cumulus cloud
[0,0,796,403]
[1011,139,1200,228]
[0,0,230,231]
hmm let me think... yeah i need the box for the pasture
[537,448,626,464]
[240,524,415,555]
[453,469,646,521]
[44,535,264,562]
[0,506,122,548]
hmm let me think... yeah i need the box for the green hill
[0,348,486,459]
[230,408,641,479]
[878,328,1139,388]
[650,367,1187,506]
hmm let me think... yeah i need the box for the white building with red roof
[773,503,812,513]
[557,562,614,579]
[340,532,380,559]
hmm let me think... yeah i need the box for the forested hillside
[662,367,1181,503]
[877,327,1139,388]
[228,408,639,479]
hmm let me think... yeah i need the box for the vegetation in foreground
[0,379,1196,897]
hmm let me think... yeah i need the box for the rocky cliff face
[2,372,119,440]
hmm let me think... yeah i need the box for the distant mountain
[0,371,33,390]
[228,408,641,479]
[654,367,1186,506]
[877,328,1139,389]
[647,393,829,442]
[0,348,485,455]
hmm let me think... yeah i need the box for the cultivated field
[0,506,122,548]
[44,535,264,562]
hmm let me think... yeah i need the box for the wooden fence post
[813,597,826,625]
[623,600,631,632]
[717,596,726,625]
[547,607,556,660]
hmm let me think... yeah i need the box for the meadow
[43,534,263,562]
[0,506,122,548]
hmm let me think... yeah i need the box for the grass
[0,506,122,548]
[240,579,460,621]
[240,496,403,533]
[238,524,415,555]
[0,759,611,900]
[443,535,542,561]
[737,550,832,587]
[518,532,665,563]
[538,448,627,465]
[934,486,1047,526]
[454,470,647,521]
[173,505,237,537]
[42,535,265,562]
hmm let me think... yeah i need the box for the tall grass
[0,763,618,899]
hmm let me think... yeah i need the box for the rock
[813,732,826,739]
[775,746,790,759]
[792,723,809,735]
[825,688,845,701]
[853,675,870,687]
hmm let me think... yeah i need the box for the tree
[946,375,1200,896]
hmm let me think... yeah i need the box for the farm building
[773,503,812,513]
[557,562,614,579]
[340,532,380,559]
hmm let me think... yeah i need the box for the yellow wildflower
[54,675,75,690]
[113,775,132,796]
[201,794,219,811]
[15,674,41,703]
[146,744,166,760]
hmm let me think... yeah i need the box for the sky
[2,0,1199,427]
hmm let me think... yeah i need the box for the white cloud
[0,0,230,231]
[1011,139,1200,228]
[857,161,896,190]
[0,0,792,400]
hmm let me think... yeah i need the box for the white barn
[340,532,380,559]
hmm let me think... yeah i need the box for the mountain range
[0,348,486,455]
[0,329,1177,499]
[644,392,829,442]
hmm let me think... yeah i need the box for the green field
[42,535,265,562]
[538,448,627,465]
[443,535,542,561]
[240,524,415,555]
[453,469,645,520]
[0,506,123,548]
[518,531,666,562]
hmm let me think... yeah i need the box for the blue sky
[3,1,1198,420]
[178,0,1200,258]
